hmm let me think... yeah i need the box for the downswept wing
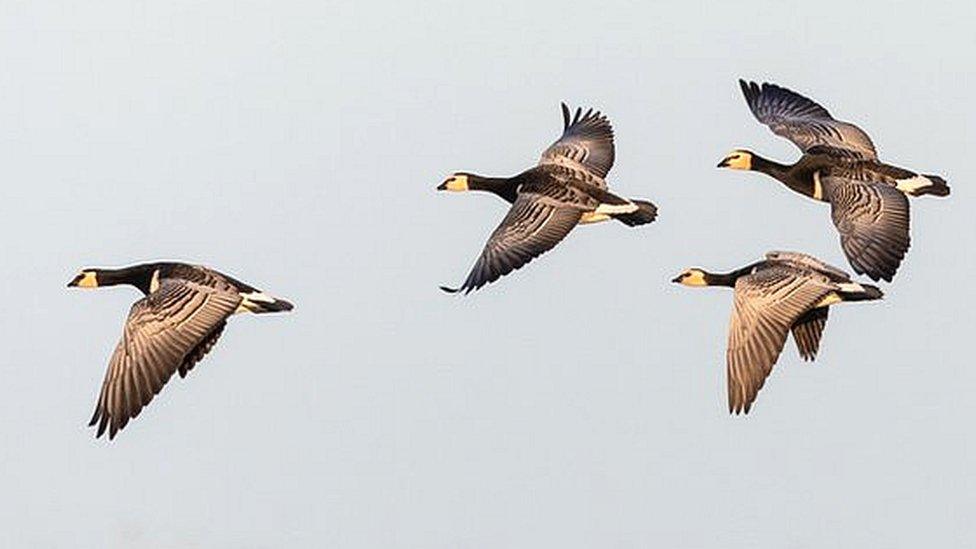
[539,103,615,182]
[726,267,834,414]
[442,193,583,294]
[791,307,829,361]
[740,80,877,160]
[826,177,911,282]
[89,280,242,439]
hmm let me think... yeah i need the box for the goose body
[719,80,950,282]
[673,251,882,414]
[438,103,657,294]
[68,262,293,440]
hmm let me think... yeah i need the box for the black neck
[467,174,520,203]
[751,155,794,183]
[705,262,763,287]
[95,264,160,294]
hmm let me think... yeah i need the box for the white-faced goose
[718,80,950,282]
[672,251,882,414]
[68,262,293,440]
[437,103,657,294]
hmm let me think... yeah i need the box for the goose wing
[825,177,911,282]
[764,251,852,282]
[727,266,835,414]
[442,190,583,294]
[89,279,242,439]
[791,307,829,361]
[539,103,615,182]
[739,80,877,160]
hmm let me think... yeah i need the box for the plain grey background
[1,1,973,547]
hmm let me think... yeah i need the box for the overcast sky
[1,1,974,547]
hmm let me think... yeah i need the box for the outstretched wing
[89,280,241,439]
[826,177,911,282]
[740,80,877,160]
[442,193,582,295]
[539,103,615,181]
[726,267,834,414]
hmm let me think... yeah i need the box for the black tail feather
[915,175,950,197]
[614,200,658,227]
[251,298,294,313]
[843,284,883,302]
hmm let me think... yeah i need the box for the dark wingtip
[739,79,761,112]
[729,401,752,415]
[560,102,570,130]
[439,285,461,294]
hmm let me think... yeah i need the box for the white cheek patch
[149,270,161,293]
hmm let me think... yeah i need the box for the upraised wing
[539,103,615,181]
[740,80,877,160]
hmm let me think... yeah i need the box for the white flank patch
[815,293,843,308]
[895,175,933,194]
[149,270,161,293]
[837,282,865,293]
[240,291,276,303]
[594,202,639,215]
[235,292,277,314]
[579,212,611,224]
[812,171,825,201]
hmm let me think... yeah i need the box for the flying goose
[672,251,882,414]
[68,262,293,440]
[718,80,950,282]
[438,103,657,294]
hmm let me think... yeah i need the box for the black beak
[436,181,448,191]
[671,275,683,283]
[717,158,730,168]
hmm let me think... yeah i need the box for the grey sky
[1,1,974,547]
